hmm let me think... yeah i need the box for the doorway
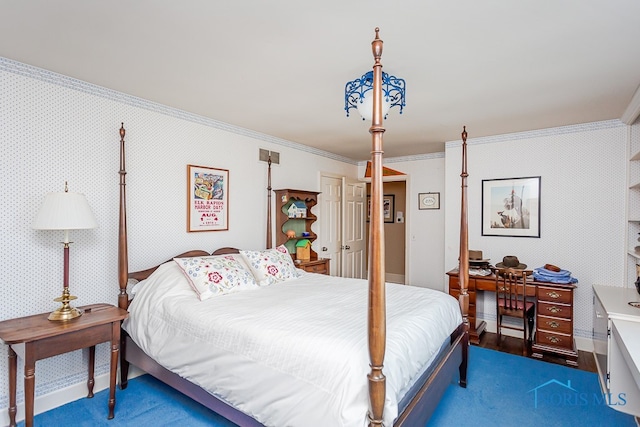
[366,180,406,284]
[318,174,366,278]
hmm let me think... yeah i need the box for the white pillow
[240,245,301,286]
[173,255,259,301]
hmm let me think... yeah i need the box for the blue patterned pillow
[240,245,300,286]
[174,255,259,300]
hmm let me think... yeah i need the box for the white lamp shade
[33,191,98,231]
[356,90,391,121]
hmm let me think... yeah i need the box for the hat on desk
[495,255,527,270]
[469,250,490,264]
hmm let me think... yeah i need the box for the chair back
[495,268,529,311]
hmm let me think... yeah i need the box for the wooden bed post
[458,126,469,328]
[458,126,470,386]
[266,155,273,249]
[118,123,128,311]
[367,27,387,427]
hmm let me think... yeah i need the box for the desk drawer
[448,276,477,291]
[537,314,572,335]
[538,301,571,319]
[536,330,573,350]
[537,285,572,304]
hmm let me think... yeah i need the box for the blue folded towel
[533,267,578,284]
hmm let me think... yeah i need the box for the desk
[0,304,128,427]
[446,270,554,344]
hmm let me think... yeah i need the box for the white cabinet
[593,284,640,417]
[627,128,640,287]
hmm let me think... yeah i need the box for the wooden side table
[0,303,128,427]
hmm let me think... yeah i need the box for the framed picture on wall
[418,192,440,210]
[367,194,395,223]
[481,176,540,237]
[187,164,229,232]
[383,195,395,223]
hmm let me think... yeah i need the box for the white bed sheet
[123,261,462,427]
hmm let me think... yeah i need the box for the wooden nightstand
[297,258,330,275]
[0,303,128,427]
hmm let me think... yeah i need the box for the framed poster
[367,194,395,223]
[481,176,540,237]
[187,164,229,232]
[418,192,440,210]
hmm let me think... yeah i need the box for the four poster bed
[117,29,470,427]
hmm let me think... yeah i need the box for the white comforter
[123,262,462,427]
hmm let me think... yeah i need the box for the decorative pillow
[240,245,300,286]
[173,255,259,301]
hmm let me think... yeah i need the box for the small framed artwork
[481,176,540,237]
[383,195,395,223]
[187,164,229,232]
[367,194,395,223]
[418,192,440,210]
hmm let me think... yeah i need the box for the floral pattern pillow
[240,245,300,286]
[174,255,259,301]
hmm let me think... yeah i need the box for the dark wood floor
[477,331,597,373]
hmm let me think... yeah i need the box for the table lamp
[32,182,98,321]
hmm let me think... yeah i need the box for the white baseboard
[0,366,145,426]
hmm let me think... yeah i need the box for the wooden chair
[494,268,535,355]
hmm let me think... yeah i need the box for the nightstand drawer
[34,323,113,360]
[298,259,329,275]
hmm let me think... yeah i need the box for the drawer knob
[547,306,561,314]
[546,291,561,299]
[547,321,560,329]
[547,336,561,344]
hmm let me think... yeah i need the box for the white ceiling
[2,1,640,161]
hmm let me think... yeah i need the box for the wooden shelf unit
[274,189,320,260]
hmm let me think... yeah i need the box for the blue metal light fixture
[344,70,406,121]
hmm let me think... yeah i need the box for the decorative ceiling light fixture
[344,58,406,121]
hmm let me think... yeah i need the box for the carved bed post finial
[367,26,387,427]
[118,123,129,310]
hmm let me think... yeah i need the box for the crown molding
[0,56,357,165]
[621,83,640,125]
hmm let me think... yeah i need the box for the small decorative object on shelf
[296,239,311,262]
[286,230,296,239]
[287,200,307,218]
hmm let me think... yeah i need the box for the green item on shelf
[295,239,311,247]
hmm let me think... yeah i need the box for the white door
[342,178,366,278]
[319,175,342,276]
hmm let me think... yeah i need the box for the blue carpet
[22,346,636,426]
[429,346,636,427]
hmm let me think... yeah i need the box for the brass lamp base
[48,289,83,321]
